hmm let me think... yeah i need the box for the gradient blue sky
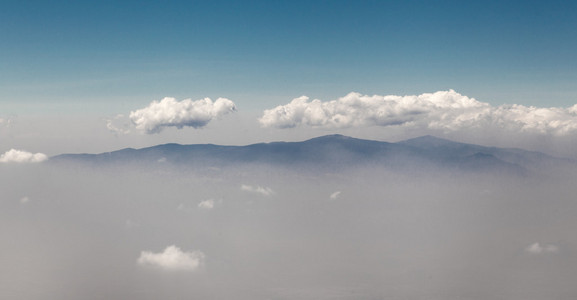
[2,0,577,156]
[2,0,576,114]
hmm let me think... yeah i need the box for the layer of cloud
[525,242,559,254]
[0,149,48,163]
[259,90,577,136]
[241,184,275,196]
[137,245,205,271]
[130,97,236,134]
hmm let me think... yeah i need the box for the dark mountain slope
[50,135,573,175]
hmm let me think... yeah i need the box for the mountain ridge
[49,135,573,175]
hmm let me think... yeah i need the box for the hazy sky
[2,0,577,155]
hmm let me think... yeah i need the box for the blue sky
[2,0,576,113]
[2,0,577,155]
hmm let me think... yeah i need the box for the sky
[4,2,577,299]
[2,0,577,156]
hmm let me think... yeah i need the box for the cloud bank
[259,90,577,135]
[241,184,275,196]
[130,97,236,134]
[137,245,205,271]
[0,149,48,163]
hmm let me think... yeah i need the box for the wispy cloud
[198,199,215,210]
[260,90,577,136]
[137,245,205,271]
[241,184,275,196]
[525,242,559,254]
[0,149,48,163]
[329,191,341,200]
[105,114,131,135]
[130,97,236,134]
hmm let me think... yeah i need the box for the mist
[2,156,577,300]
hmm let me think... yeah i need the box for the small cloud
[137,245,205,271]
[0,149,48,163]
[157,157,167,163]
[129,97,236,134]
[19,196,30,204]
[198,199,215,210]
[241,184,275,196]
[0,116,14,128]
[329,191,341,200]
[525,242,559,254]
[105,114,131,135]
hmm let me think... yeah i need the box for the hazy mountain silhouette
[50,135,573,175]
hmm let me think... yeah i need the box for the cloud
[137,245,205,271]
[105,114,131,135]
[130,97,236,134]
[525,242,559,254]
[0,149,48,163]
[329,191,341,200]
[20,196,30,204]
[259,90,577,136]
[0,117,13,128]
[241,184,275,196]
[198,199,215,210]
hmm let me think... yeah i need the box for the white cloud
[525,242,559,254]
[198,199,215,210]
[329,191,341,200]
[130,97,236,134]
[0,149,48,163]
[241,184,275,196]
[20,196,30,204]
[0,117,13,128]
[259,90,577,136]
[105,114,131,135]
[137,245,205,271]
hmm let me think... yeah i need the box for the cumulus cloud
[130,97,236,134]
[241,184,275,196]
[137,245,205,271]
[259,90,577,136]
[525,242,559,254]
[329,191,341,200]
[0,149,48,163]
[198,199,215,210]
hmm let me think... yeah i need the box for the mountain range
[50,135,574,176]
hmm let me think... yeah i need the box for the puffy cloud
[525,242,559,254]
[0,149,48,163]
[259,90,577,136]
[130,97,236,134]
[241,184,275,196]
[329,191,341,200]
[137,245,205,271]
[198,199,215,210]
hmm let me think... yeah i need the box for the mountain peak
[398,135,459,148]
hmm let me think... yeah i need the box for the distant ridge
[50,135,573,175]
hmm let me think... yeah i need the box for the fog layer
[2,162,576,300]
